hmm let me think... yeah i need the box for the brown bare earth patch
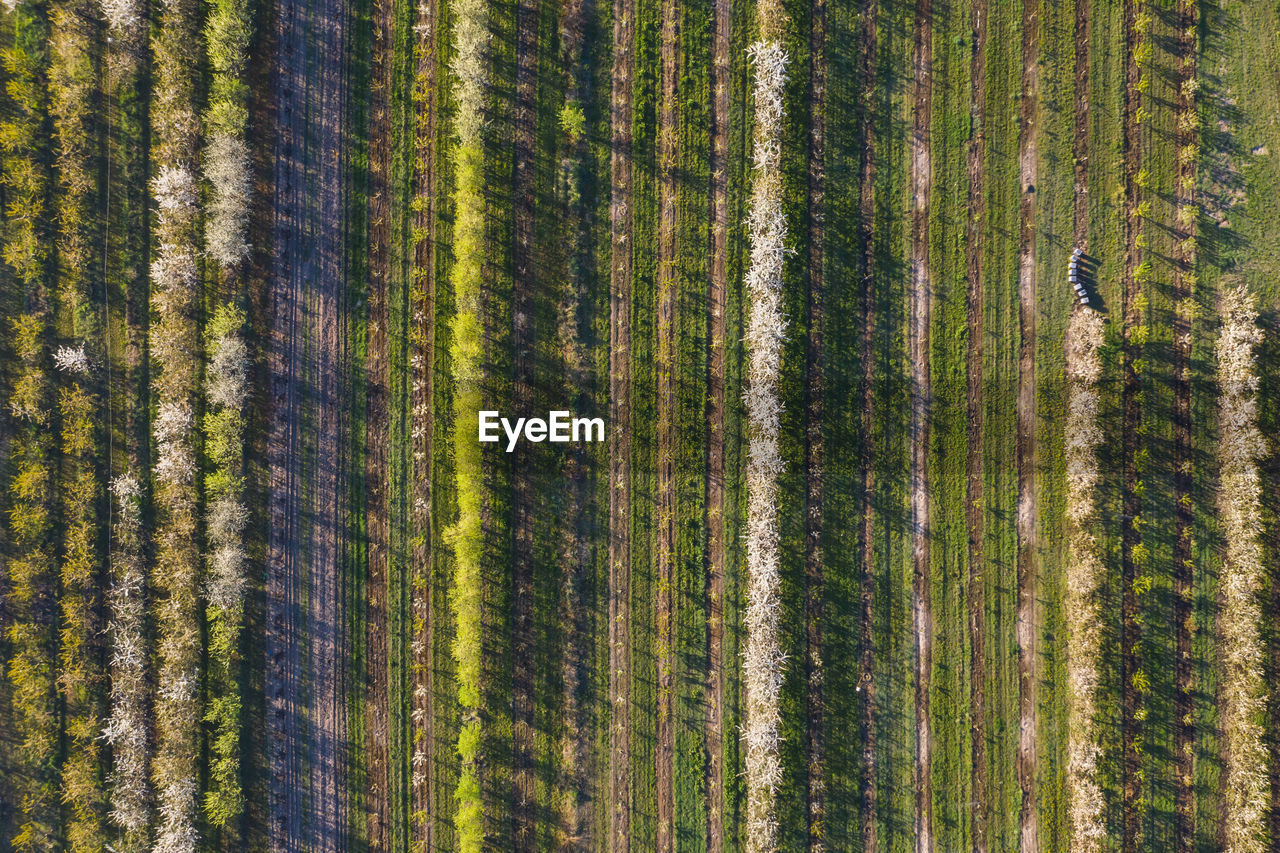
[1015,0,1041,848]
[266,0,351,846]
[607,0,635,843]
[909,0,934,849]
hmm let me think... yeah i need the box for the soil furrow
[607,0,635,841]
[655,0,679,846]
[965,0,988,848]
[511,0,539,841]
[1014,0,1040,848]
[909,0,934,849]
[706,0,731,848]
[804,0,828,846]
[857,1,879,849]
[366,0,393,841]
[267,0,350,846]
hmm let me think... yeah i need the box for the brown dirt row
[366,0,393,842]
[606,0,635,841]
[554,1,592,847]
[655,0,679,846]
[1120,0,1142,847]
[511,0,539,841]
[1014,0,1041,848]
[409,0,438,847]
[266,0,351,846]
[1171,1,1197,847]
[266,0,352,845]
[705,0,730,848]
[857,2,879,849]
[965,0,989,849]
[909,0,934,849]
[804,0,828,847]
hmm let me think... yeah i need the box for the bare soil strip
[1171,2,1197,847]
[655,0,679,847]
[267,0,351,845]
[511,0,539,842]
[857,2,880,849]
[706,0,730,848]
[366,0,394,843]
[607,0,636,842]
[909,0,934,849]
[965,1,989,849]
[409,0,439,846]
[1120,0,1142,847]
[1014,0,1041,848]
[804,0,828,846]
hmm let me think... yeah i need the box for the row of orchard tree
[0,0,252,846]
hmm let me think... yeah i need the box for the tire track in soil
[655,0,678,846]
[857,2,879,849]
[909,0,934,849]
[1014,0,1040,848]
[366,0,393,841]
[804,0,828,847]
[266,0,350,846]
[511,0,538,840]
[706,0,730,847]
[607,0,635,841]
[964,1,988,848]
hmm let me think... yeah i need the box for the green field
[2,0,1280,850]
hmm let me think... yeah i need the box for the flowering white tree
[104,475,153,837]
[742,32,789,853]
[1215,285,1268,853]
[1064,308,1106,853]
[53,344,92,374]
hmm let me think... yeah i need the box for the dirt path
[804,0,828,847]
[607,0,635,841]
[266,0,350,846]
[964,1,989,849]
[1014,0,1041,848]
[909,0,934,850]
[857,2,879,849]
[365,0,393,843]
[655,0,679,846]
[511,0,539,841]
[409,0,438,847]
[705,0,730,847]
